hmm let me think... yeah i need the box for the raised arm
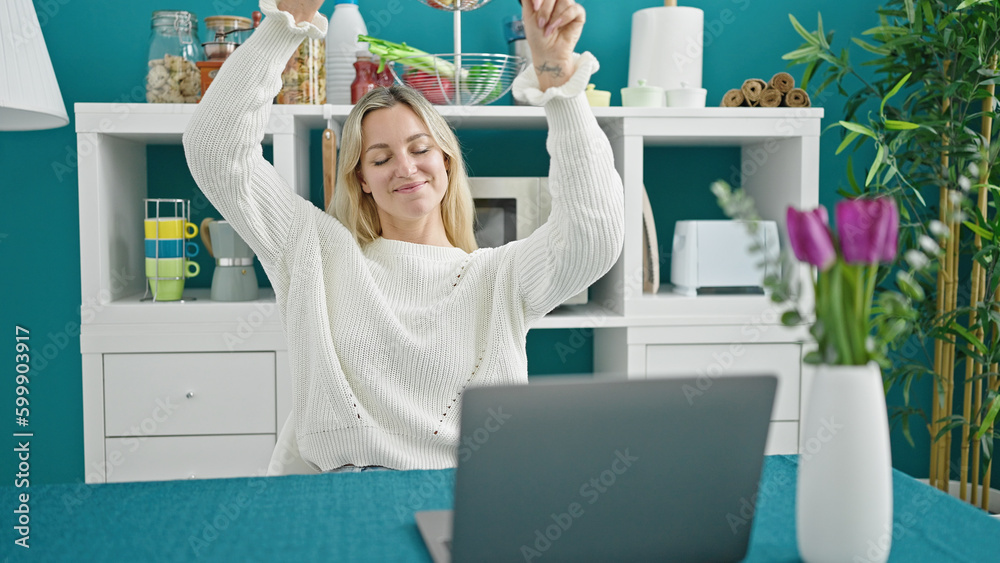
[510,1,625,321]
[182,0,327,272]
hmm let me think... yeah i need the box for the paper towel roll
[628,6,703,91]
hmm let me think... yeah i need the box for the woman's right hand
[277,0,325,24]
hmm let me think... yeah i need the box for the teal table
[2,456,998,562]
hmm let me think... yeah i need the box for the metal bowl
[203,41,239,61]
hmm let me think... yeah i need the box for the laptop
[415,375,777,563]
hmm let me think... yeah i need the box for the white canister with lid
[621,80,665,107]
[326,0,368,105]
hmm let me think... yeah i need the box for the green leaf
[882,164,898,185]
[881,73,912,115]
[851,37,890,55]
[803,350,823,364]
[974,395,1000,440]
[862,25,910,36]
[846,155,862,195]
[884,119,920,130]
[839,121,877,138]
[963,220,995,241]
[957,0,991,9]
[897,271,924,301]
[782,45,821,61]
[781,310,803,325]
[836,131,862,155]
[922,1,933,23]
[866,144,885,187]
[948,321,989,356]
[789,14,820,46]
[934,417,967,442]
[801,60,819,91]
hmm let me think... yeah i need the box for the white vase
[797,362,894,563]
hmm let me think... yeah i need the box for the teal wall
[2,0,956,487]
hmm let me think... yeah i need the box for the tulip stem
[846,263,867,365]
[829,264,855,364]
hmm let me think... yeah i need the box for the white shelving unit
[76,102,822,483]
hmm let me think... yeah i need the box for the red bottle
[351,51,379,104]
[377,57,395,87]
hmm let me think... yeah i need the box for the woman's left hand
[521,0,586,91]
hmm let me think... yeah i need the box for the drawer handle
[186,392,194,399]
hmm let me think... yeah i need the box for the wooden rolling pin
[323,128,337,212]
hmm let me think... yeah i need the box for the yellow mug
[145,217,198,239]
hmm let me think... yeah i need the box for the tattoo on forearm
[536,61,565,78]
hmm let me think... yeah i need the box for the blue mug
[145,238,199,259]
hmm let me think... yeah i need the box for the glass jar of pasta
[277,36,326,104]
[147,10,204,103]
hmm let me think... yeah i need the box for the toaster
[670,220,780,296]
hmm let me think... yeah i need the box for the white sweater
[183,1,624,471]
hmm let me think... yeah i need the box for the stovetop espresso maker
[200,217,259,301]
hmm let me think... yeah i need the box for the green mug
[145,258,199,301]
[145,257,200,278]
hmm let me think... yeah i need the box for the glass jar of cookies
[146,10,204,103]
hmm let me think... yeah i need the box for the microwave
[468,177,587,305]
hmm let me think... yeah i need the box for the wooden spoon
[323,128,337,212]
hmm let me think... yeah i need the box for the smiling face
[356,104,451,238]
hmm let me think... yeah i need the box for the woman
[183,0,623,474]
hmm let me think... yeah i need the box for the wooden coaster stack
[721,72,811,108]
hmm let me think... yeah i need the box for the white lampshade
[0,0,69,130]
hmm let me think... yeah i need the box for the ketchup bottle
[351,51,379,104]
[376,57,395,87]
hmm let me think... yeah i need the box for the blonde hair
[331,85,478,253]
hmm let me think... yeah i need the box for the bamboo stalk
[944,209,960,490]
[977,53,998,511]
[962,161,989,502]
[931,100,950,489]
[962,72,994,497]
[988,283,999,510]
[932,179,950,488]
[935,57,956,491]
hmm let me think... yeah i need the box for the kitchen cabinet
[76,102,822,483]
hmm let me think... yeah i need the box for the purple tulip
[835,197,899,264]
[786,206,837,270]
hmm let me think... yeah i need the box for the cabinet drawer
[104,352,276,437]
[645,343,801,422]
[105,435,275,483]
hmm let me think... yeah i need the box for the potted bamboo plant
[781,0,1000,514]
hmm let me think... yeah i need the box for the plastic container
[146,10,204,103]
[278,35,326,104]
[326,0,368,105]
[351,51,379,103]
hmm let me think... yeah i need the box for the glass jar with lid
[277,35,326,104]
[146,10,204,103]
